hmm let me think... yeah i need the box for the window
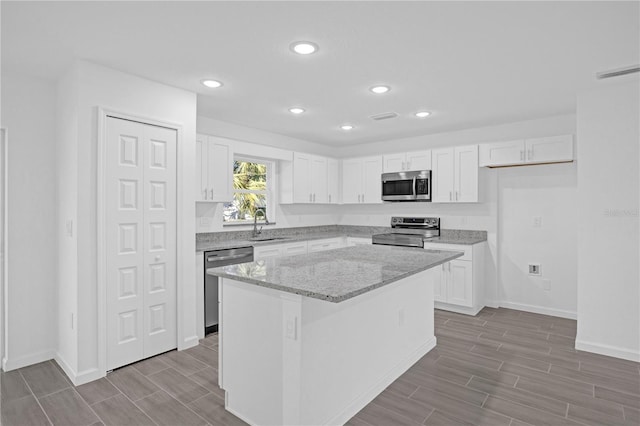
[223,158,272,224]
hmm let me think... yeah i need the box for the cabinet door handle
[406,161,411,170]
[329,194,331,203]
[520,150,524,161]
[361,194,364,203]
[203,189,208,200]
[402,161,406,170]
[456,191,459,201]
[210,189,214,199]
[528,149,533,161]
[449,191,453,201]
[313,193,316,202]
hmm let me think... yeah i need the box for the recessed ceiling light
[340,124,354,131]
[415,111,431,118]
[289,107,305,114]
[201,79,223,88]
[370,85,390,94]
[290,41,319,55]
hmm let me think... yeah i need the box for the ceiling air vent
[370,112,399,121]
[596,65,640,80]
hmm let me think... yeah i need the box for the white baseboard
[499,301,577,320]
[575,339,640,362]
[2,349,55,371]
[54,352,105,385]
[326,337,437,426]
[180,335,200,351]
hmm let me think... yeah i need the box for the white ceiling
[2,1,638,146]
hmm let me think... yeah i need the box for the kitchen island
[207,244,463,426]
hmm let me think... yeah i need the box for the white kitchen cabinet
[308,237,344,253]
[432,145,478,203]
[346,237,372,246]
[196,133,233,202]
[282,153,334,204]
[479,134,574,167]
[342,156,383,204]
[424,242,485,315]
[383,150,431,173]
[327,158,340,204]
[254,241,309,259]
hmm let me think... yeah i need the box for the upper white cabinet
[342,156,383,204]
[196,134,233,202]
[281,153,337,204]
[327,158,340,204]
[479,134,574,167]
[383,150,432,173]
[432,145,479,203]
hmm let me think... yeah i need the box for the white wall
[498,163,577,318]
[57,61,197,382]
[1,70,58,370]
[576,79,639,361]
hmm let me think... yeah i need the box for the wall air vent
[596,65,640,80]
[370,112,399,121]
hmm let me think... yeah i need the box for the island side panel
[219,278,285,426]
[299,268,437,425]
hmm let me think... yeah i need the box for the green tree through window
[223,160,269,223]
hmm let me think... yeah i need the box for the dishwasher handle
[207,253,253,263]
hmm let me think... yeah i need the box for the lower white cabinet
[308,237,344,253]
[254,237,347,259]
[424,242,485,315]
[346,237,372,246]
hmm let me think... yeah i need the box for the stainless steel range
[372,216,440,248]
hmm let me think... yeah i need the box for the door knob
[155,255,161,262]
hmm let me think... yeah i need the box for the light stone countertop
[196,226,487,252]
[207,244,463,303]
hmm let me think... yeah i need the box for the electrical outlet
[533,216,543,228]
[529,263,541,276]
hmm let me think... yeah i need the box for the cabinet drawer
[308,237,344,253]
[423,243,471,261]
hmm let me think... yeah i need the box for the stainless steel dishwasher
[204,246,254,335]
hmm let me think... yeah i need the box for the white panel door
[406,150,432,171]
[142,124,177,357]
[293,152,312,203]
[431,148,454,203]
[382,153,406,173]
[454,145,479,202]
[106,117,177,370]
[478,140,524,167]
[341,159,362,204]
[195,134,208,201]
[447,260,473,307]
[327,159,340,204]
[361,156,383,204]
[311,156,328,203]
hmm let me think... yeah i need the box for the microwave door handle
[412,177,417,198]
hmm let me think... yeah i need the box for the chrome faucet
[252,208,269,238]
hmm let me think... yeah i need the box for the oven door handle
[412,177,417,198]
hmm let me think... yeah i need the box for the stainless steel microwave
[381,170,432,202]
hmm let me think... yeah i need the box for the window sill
[223,222,277,228]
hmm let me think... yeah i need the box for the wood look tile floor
[1,308,639,426]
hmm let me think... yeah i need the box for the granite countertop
[207,244,463,303]
[196,225,487,252]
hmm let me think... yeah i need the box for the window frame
[222,156,276,226]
